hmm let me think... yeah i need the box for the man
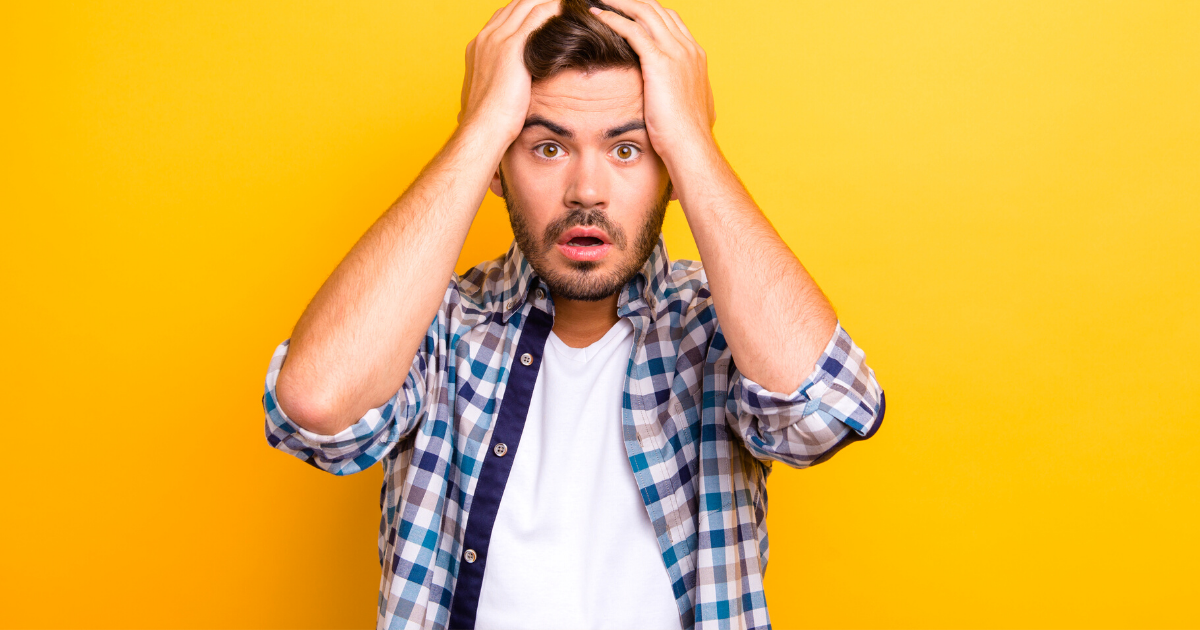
[262,0,885,628]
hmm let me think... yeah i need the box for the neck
[549,291,620,348]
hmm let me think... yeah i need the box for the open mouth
[557,228,614,262]
[565,236,606,247]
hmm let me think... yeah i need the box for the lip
[556,226,612,246]
[557,241,613,262]
[555,226,614,262]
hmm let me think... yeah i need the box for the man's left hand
[590,0,716,166]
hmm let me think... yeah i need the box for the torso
[474,317,683,629]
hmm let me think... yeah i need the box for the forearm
[277,122,507,435]
[666,137,838,395]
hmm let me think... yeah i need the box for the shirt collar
[498,232,674,325]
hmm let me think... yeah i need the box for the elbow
[275,361,351,437]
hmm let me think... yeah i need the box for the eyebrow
[521,116,647,141]
[603,120,646,139]
[523,115,573,139]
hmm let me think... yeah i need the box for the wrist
[447,117,514,171]
[456,105,523,145]
[658,129,723,185]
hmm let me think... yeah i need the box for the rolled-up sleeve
[727,320,885,468]
[262,338,428,475]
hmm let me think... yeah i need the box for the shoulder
[456,254,505,302]
[439,253,510,328]
[653,258,718,331]
[663,257,711,307]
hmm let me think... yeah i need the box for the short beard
[501,172,671,302]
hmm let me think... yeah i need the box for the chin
[553,258,647,301]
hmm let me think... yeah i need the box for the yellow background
[3,0,1197,627]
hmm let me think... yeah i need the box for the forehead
[528,67,644,129]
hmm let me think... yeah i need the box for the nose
[563,149,609,210]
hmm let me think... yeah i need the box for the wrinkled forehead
[527,67,644,134]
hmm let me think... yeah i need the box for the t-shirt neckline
[547,318,633,363]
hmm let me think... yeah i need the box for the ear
[669,180,678,202]
[489,168,504,199]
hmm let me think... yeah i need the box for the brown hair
[524,0,640,82]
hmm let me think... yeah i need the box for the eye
[614,144,641,161]
[535,143,563,159]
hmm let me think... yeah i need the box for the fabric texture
[474,317,682,630]
[262,233,886,630]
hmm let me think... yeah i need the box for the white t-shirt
[475,317,683,630]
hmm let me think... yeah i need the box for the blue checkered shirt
[263,233,885,630]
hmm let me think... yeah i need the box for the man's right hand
[457,0,562,144]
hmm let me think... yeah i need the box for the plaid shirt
[262,233,885,630]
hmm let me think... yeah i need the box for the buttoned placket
[448,302,554,630]
[621,311,696,622]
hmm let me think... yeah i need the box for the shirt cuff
[262,339,406,473]
[735,321,883,438]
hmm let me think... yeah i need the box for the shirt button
[536,288,545,300]
[493,442,508,457]
[464,549,477,563]
[520,352,533,366]
[671,399,682,413]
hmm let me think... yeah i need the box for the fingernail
[589,7,602,14]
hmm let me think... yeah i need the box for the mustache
[542,208,627,251]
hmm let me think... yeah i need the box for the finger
[492,0,559,42]
[648,5,711,124]
[477,0,521,40]
[508,0,563,43]
[631,0,688,45]
[597,0,681,51]
[589,6,656,56]
[485,4,506,27]
[664,7,697,45]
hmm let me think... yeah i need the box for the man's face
[491,67,673,302]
